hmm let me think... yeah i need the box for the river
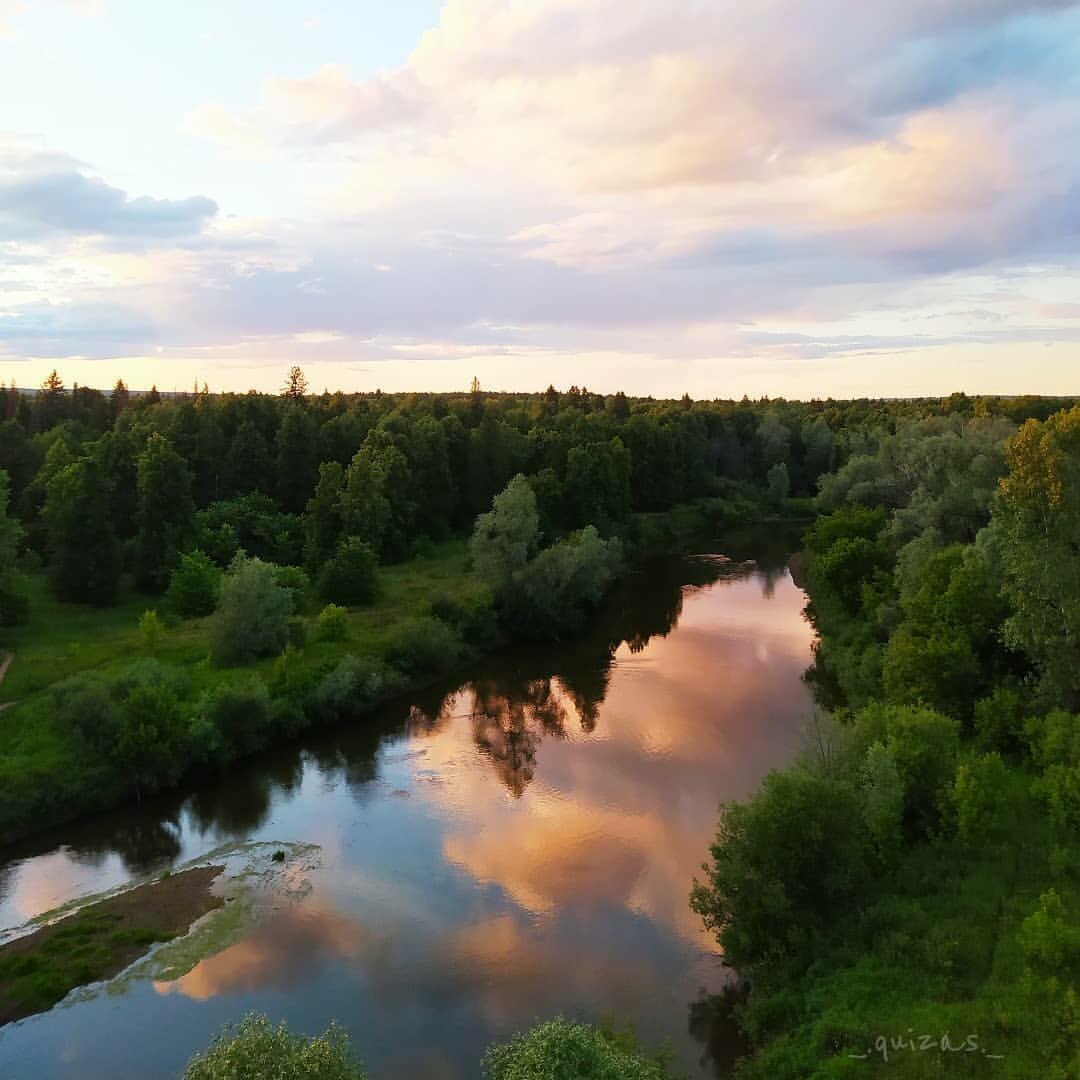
[0,537,814,1079]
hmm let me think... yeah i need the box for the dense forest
[693,402,1080,1076]
[1,372,1078,1077]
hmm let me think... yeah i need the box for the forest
[0,373,1078,1077]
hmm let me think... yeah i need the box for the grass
[0,865,224,1024]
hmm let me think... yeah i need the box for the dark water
[0,540,814,1079]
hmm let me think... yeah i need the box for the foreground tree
[184,1014,366,1080]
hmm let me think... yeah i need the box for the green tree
[134,433,194,593]
[691,769,871,971]
[993,405,1080,707]
[166,550,222,617]
[483,1018,674,1080]
[766,461,790,503]
[0,468,28,625]
[470,474,540,588]
[276,405,318,513]
[184,1014,366,1080]
[43,457,121,604]
[304,461,346,569]
[564,437,632,530]
[952,751,1009,844]
[317,537,379,605]
[209,556,293,666]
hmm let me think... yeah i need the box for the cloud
[0,170,217,239]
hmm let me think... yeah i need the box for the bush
[952,752,1009,843]
[209,556,293,667]
[310,655,391,721]
[501,527,622,641]
[183,1014,366,1080]
[316,537,379,606]
[385,616,463,680]
[430,592,500,649]
[691,769,872,971]
[314,603,350,642]
[197,679,274,759]
[482,1018,674,1080]
[287,616,307,649]
[273,564,311,614]
[138,608,165,651]
[51,673,123,756]
[165,550,221,618]
[974,686,1028,756]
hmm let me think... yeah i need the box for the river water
[0,540,814,1079]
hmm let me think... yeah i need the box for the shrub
[316,537,379,606]
[430,593,500,650]
[209,556,293,667]
[482,1018,673,1080]
[273,564,311,614]
[974,686,1028,756]
[310,655,391,721]
[183,1014,366,1080]
[165,550,221,618]
[314,603,350,642]
[287,616,307,649]
[385,616,463,680]
[51,673,123,756]
[952,752,1009,843]
[115,682,189,794]
[139,609,165,651]
[197,679,273,759]
[501,527,622,641]
[691,770,872,971]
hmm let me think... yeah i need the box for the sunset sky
[2,0,1079,398]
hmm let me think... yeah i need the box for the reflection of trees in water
[687,985,750,1079]
[469,677,568,797]
[187,754,303,837]
[66,814,184,875]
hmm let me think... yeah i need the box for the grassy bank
[0,490,780,847]
[0,865,224,1024]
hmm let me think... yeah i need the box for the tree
[993,405,1080,708]
[43,457,121,604]
[209,556,293,666]
[317,537,379,605]
[276,405,318,513]
[166,550,222,617]
[470,474,540,588]
[134,433,195,593]
[340,446,393,556]
[691,770,871,971]
[503,526,623,640]
[482,1019,674,1080]
[564,437,632,530]
[304,461,346,568]
[224,420,273,497]
[282,365,309,398]
[184,1014,366,1080]
[766,461,790,502]
[0,469,28,625]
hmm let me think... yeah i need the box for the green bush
[197,679,273,758]
[430,593,500,649]
[310,655,391,721]
[384,616,463,680]
[274,564,311,614]
[165,550,221,618]
[314,603,349,642]
[209,556,293,667]
[51,673,123,756]
[183,1014,366,1080]
[316,537,379,606]
[482,1018,673,1080]
[691,769,872,971]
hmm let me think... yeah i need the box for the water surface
[0,544,814,1079]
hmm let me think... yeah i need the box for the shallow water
[0,544,814,1079]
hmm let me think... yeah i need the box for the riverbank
[0,489,795,848]
[0,865,223,1026]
